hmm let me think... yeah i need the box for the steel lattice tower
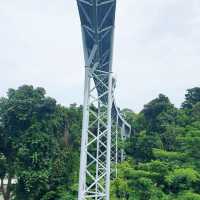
[76,1,131,199]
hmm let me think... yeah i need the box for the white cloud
[0,0,200,112]
[114,0,200,111]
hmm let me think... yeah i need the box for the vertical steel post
[121,123,125,162]
[105,72,113,200]
[95,102,100,200]
[115,115,119,177]
[78,66,90,200]
[76,1,131,199]
[105,23,115,199]
[78,26,91,200]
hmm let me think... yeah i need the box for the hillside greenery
[0,85,200,200]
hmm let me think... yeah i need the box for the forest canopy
[0,85,200,200]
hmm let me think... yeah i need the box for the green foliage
[0,85,81,200]
[166,168,200,193]
[177,191,200,200]
[111,161,169,200]
[142,94,177,133]
[128,131,163,162]
[153,149,186,164]
[118,89,200,199]
[1,85,200,200]
[36,186,76,200]
[182,87,200,109]
[0,153,6,179]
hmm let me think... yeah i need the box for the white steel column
[121,123,126,162]
[78,45,114,199]
[95,102,100,200]
[115,115,119,177]
[78,66,91,200]
[105,72,113,200]
[76,1,131,199]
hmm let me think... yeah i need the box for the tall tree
[182,87,200,109]
[0,85,81,199]
[142,94,177,133]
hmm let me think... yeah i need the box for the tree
[165,168,200,194]
[0,85,81,199]
[182,87,200,109]
[111,161,169,200]
[177,191,200,200]
[191,102,200,121]
[142,94,177,133]
[0,153,10,200]
[1,85,200,199]
[128,131,163,162]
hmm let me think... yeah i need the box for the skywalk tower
[76,1,131,199]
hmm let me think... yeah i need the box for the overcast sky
[0,0,200,112]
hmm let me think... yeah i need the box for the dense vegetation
[0,86,81,200]
[0,85,200,200]
[112,89,200,200]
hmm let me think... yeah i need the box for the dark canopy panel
[77,0,116,72]
[77,0,131,133]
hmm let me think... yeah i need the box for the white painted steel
[77,1,131,199]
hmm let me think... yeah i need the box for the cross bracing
[77,0,131,199]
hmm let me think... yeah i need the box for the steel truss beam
[78,49,129,200]
[78,45,113,200]
[77,1,131,200]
